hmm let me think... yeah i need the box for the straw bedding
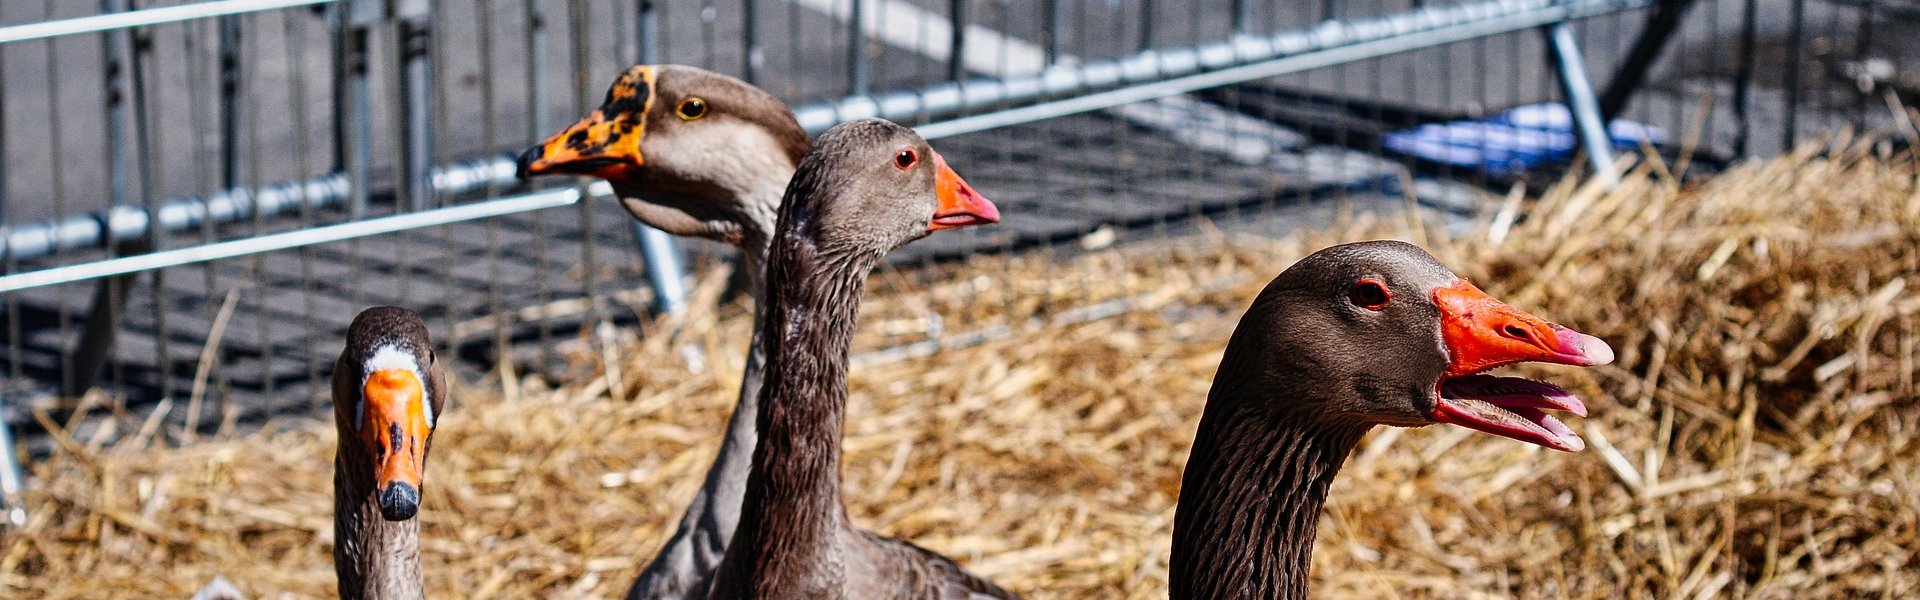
[5,135,1917,598]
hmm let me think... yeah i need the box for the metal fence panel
[0,0,1914,499]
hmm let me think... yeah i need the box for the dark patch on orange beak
[516,66,657,180]
[928,151,1000,231]
[361,368,431,521]
[1428,278,1613,452]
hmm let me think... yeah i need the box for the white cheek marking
[361,345,431,425]
[365,345,419,373]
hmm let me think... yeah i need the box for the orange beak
[1428,278,1613,452]
[516,66,656,180]
[360,368,432,521]
[515,109,646,180]
[927,151,1000,231]
[1433,278,1613,376]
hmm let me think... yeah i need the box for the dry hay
[5,134,1918,599]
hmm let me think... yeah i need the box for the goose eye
[894,148,918,170]
[1349,279,1391,310]
[676,97,708,120]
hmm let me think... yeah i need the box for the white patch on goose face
[644,118,793,233]
[359,345,432,428]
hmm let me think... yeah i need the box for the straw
[5,136,1917,598]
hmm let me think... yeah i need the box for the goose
[516,64,808,600]
[331,306,446,600]
[706,118,1012,600]
[1169,240,1613,599]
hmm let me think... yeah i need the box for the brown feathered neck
[333,436,426,600]
[1168,305,1374,600]
[720,171,884,598]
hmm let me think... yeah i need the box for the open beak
[928,151,1000,231]
[515,109,646,180]
[1428,278,1613,452]
[361,368,432,521]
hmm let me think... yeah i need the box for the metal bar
[219,15,242,190]
[0,45,21,527]
[0,46,7,227]
[636,228,687,314]
[526,0,555,373]
[104,0,133,213]
[1597,0,1695,121]
[0,186,591,293]
[65,271,135,396]
[1732,0,1756,157]
[848,0,869,94]
[788,0,1654,137]
[631,0,688,316]
[0,0,338,45]
[397,0,436,211]
[0,157,513,262]
[527,0,548,137]
[73,0,140,399]
[566,0,599,326]
[948,0,968,82]
[1042,0,1060,64]
[0,0,1652,294]
[1782,0,1805,151]
[339,0,376,218]
[741,0,759,83]
[129,4,174,401]
[1139,0,1155,53]
[1231,0,1251,34]
[1546,21,1619,187]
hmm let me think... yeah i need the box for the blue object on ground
[1381,103,1665,177]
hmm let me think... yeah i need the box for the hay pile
[5,135,1917,599]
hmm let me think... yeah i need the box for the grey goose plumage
[1171,241,1613,599]
[331,306,447,600]
[518,64,809,600]
[707,118,1008,600]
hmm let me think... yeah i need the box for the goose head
[517,65,809,248]
[1231,240,1613,451]
[333,307,446,521]
[778,118,999,258]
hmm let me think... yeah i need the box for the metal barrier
[1,0,1913,522]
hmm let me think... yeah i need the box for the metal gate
[1,0,1914,518]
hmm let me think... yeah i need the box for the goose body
[519,65,808,600]
[1170,241,1613,599]
[330,307,446,600]
[707,118,1013,600]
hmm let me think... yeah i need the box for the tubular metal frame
[0,0,1650,293]
[0,0,1684,526]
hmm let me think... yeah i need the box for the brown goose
[331,307,447,600]
[707,118,1012,600]
[516,65,808,600]
[1170,240,1613,599]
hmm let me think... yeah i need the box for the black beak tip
[514,146,543,180]
[378,482,420,521]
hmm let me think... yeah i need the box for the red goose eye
[894,148,918,170]
[1349,279,1391,310]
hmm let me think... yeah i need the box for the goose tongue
[1435,375,1587,452]
[1428,278,1612,452]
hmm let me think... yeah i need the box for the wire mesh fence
[0,0,1914,489]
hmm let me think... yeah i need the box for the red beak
[928,151,1000,231]
[1428,278,1613,452]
